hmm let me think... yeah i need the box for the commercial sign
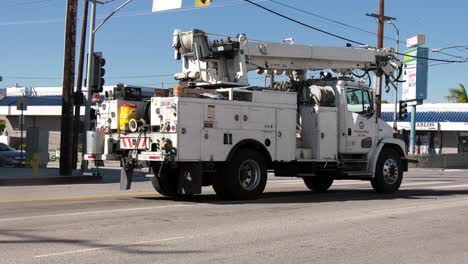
[401,47,428,104]
[416,122,439,131]
[396,122,439,131]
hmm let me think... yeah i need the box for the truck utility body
[85,29,407,200]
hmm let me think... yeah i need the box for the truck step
[341,159,368,163]
[345,171,372,177]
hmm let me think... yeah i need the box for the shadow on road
[0,229,204,256]
[136,188,468,205]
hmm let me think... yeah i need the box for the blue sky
[1,0,467,102]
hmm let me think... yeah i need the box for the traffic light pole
[80,0,135,172]
[410,105,417,155]
[81,0,97,171]
[73,0,89,169]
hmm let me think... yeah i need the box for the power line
[107,74,174,79]
[394,51,462,63]
[0,0,268,26]
[5,0,55,7]
[243,0,467,64]
[267,0,401,44]
[242,0,365,45]
[2,74,174,80]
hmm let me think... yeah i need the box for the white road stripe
[331,181,448,188]
[0,204,194,223]
[429,183,468,189]
[35,236,191,258]
[270,180,452,187]
[371,199,468,215]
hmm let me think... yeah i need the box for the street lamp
[386,20,400,131]
[82,0,135,171]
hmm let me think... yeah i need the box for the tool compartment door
[276,108,296,161]
[177,101,203,161]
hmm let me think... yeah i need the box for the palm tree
[445,83,468,103]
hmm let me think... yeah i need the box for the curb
[0,176,103,186]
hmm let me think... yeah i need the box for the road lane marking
[0,191,160,204]
[0,204,194,222]
[332,181,448,189]
[428,183,468,189]
[35,236,191,258]
[371,199,468,215]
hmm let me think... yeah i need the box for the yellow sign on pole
[195,0,211,7]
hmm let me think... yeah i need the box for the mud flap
[177,163,202,195]
[120,158,135,190]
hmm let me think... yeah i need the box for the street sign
[16,96,28,111]
[401,47,428,104]
[152,0,182,12]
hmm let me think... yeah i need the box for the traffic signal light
[398,100,408,120]
[91,52,105,93]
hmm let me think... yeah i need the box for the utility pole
[72,0,89,169]
[60,0,78,176]
[366,0,395,118]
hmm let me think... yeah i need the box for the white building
[381,103,468,154]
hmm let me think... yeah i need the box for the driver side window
[346,88,373,115]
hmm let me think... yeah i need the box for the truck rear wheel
[302,177,334,192]
[151,165,179,197]
[371,149,403,194]
[213,148,267,200]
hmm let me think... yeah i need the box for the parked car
[0,143,24,167]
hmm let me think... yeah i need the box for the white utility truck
[85,29,407,200]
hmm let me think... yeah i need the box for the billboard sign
[401,47,428,104]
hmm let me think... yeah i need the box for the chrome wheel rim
[383,158,399,185]
[238,159,261,191]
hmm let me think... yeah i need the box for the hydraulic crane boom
[172,29,401,87]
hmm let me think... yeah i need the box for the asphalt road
[1,168,468,264]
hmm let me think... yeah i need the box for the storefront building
[382,103,468,154]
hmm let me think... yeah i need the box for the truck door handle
[348,128,352,136]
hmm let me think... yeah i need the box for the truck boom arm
[173,29,401,87]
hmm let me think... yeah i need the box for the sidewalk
[0,167,102,186]
[0,164,150,186]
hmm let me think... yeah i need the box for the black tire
[371,149,403,194]
[151,165,179,197]
[302,177,334,192]
[213,148,267,200]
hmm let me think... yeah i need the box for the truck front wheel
[302,177,334,192]
[213,149,267,200]
[371,149,403,194]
